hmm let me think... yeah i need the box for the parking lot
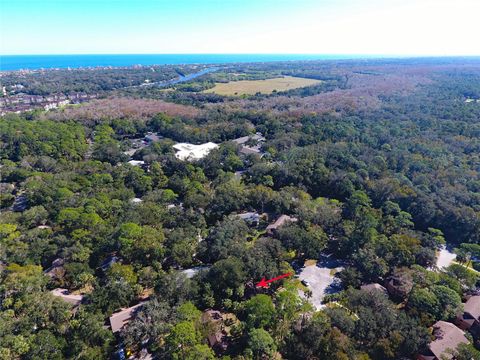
[297,256,343,310]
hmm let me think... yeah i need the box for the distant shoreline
[0,53,405,71]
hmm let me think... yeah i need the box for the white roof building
[128,160,145,166]
[173,142,218,161]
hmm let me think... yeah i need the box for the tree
[124,166,152,196]
[276,223,327,259]
[274,284,311,340]
[446,264,479,290]
[431,285,462,320]
[67,309,113,359]
[25,330,66,360]
[338,288,429,358]
[184,344,215,360]
[117,223,165,264]
[88,279,137,314]
[106,264,138,287]
[448,343,480,360]
[150,161,168,188]
[1,263,47,296]
[207,177,247,220]
[407,287,440,324]
[244,295,275,330]
[165,321,201,360]
[199,218,249,263]
[121,299,175,349]
[207,257,246,303]
[242,238,285,282]
[247,328,277,360]
[64,262,94,290]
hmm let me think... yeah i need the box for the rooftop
[464,295,480,320]
[144,133,160,142]
[360,283,387,294]
[128,160,145,166]
[266,214,297,232]
[181,266,211,279]
[235,212,261,222]
[231,133,265,145]
[173,142,218,161]
[240,146,262,155]
[428,321,469,360]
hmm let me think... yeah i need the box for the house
[100,254,120,272]
[0,183,15,193]
[44,103,58,111]
[384,270,414,299]
[240,146,262,156]
[234,170,246,180]
[231,133,266,146]
[11,194,28,212]
[144,133,160,143]
[207,332,228,352]
[181,266,211,279]
[202,310,229,352]
[235,212,261,225]
[173,142,219,161]
[51,288,84,307]
[232,133,265,157]
[266,215,298,235]
[417,321,470,360]
[455,295,480,332]
[128,160,145,167]
[109,302,145,333]
[44,258,66,281]
[360,283,388,295]
[37,225,52,230]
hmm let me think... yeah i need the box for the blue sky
[1,0,479,55]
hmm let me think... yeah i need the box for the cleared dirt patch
[204,76,322,95]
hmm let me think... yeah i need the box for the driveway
[436,245,456,269]
[298,256,343,310]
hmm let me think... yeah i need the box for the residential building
[385,273,414,299]
[128,160,145,167]
[202,310,229,352]
[173,142,218,161]
[231,133,266,146]
[360,283,388,295]
[235,212,261,225]
[266,215,298,235]
[417,321,470,360]
[44,258,65,281]
[232,133,265,157]
[144,133,160,143]
[455,295,480,335]
[100,254,120,272]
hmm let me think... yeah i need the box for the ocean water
[0,54,368,71]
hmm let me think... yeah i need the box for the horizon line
[2,53,480,58]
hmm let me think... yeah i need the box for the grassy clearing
[203,76,322,95]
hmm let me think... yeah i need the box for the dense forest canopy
[1,57,480,360]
